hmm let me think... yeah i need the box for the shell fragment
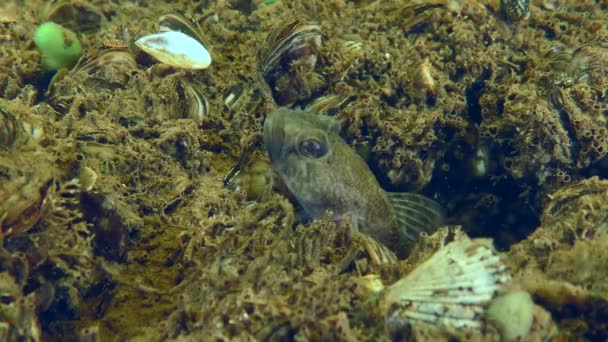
[135,31,211,70]
[382,239,511,331]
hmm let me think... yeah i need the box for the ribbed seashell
[258,18,322,105]
[382,239,511,331]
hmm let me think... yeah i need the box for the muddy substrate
[1,0,608,340]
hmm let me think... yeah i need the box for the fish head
[263,107,364,220]
[263,108,444,254]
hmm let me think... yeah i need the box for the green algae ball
[34,21,83,71]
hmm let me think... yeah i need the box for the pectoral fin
[386,192,444,241]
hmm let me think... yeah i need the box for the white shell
[135,31,211,70]
[382,239,511,330]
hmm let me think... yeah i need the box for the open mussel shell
[135,31,211,70]
[382,239,511,332]
[258,18,323,105]
[135,12,212,70]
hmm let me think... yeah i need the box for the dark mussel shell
[258,18,323,106]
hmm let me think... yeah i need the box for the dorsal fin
[386,192,444,242]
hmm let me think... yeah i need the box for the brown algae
[0,0,607,340]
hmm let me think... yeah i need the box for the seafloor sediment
[0,0,607,340]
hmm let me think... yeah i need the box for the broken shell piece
[135,31,211,70]
[382,239,511,332]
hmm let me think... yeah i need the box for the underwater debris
[500,0,530,22]
[382,239,511,332]
[78,325,100,342]
[258,17,324,106]
[80,192,129,262]
[0,103,44,149]
[0,276,42,342]
[396,2,446,33]
[414,58,438,105]
[486,291,535,342]
[135,31,211,70]
[224,158,282,202]
[0,170,53,237]
[541,176,608,242]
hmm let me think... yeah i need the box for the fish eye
[298,138,327,158]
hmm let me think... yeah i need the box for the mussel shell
[258,18,322,105]
[72,48,137,75]
[305,95,354,115]
[259,18,321,75]
[0,107,20,149]
[0,104,43,149]
[135,31,211,70]
[180,81,208,126]
[158,13,207,47]
[223,83,268,117]
[0,174,53,236]
[45,1,103,32]
[165,79,208,126]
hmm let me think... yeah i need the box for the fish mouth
[263,109,286,163]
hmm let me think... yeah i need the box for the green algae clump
[34,21,83,71]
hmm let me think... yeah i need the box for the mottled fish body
[263,108,443,256]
